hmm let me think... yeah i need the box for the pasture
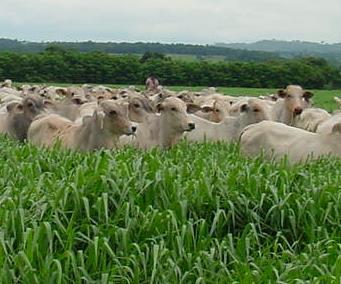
[1,85,341,283]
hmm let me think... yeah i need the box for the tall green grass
[0,136,340,283]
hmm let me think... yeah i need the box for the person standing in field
[145,75,159,92]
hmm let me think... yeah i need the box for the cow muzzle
[293,107,303,115]
[187,122,195,131]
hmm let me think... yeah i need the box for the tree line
[0,38,280,62]
[0,47,340,89]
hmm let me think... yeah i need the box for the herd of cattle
[0,79,340,164]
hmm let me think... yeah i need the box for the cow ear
[156,103,164,113]
[56,88,67,96]
[93,110,105,129]
[71,98,83,105]
[332,122,341,134]
[201,106,214,113]
[187,103,202,113]
[43,100,55,109]
[240,103,249,112]
[277,89,286,98]
[7,102,23,113]
[270,94,278,101]
[303,91,314,99]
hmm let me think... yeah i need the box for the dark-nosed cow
[272,85,313,125]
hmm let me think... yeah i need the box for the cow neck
[158,114,182,149]
[75,117,116,150]
[328,130,341,148]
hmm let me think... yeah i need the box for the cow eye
[133,103,140,108]
[71,92,75,97]
[109,110,117,115]
[27,102,34,107]
[215,109,220,112]
[253,108,260,112]
[171,107,177,111]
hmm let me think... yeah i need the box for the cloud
[0,0,340,43]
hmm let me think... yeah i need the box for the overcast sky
[1,0,340,44]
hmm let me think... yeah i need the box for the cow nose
[294,107,303,115]
[131,126,137,133]
[188,122,195,130]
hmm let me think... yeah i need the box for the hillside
[216,40,341,64]
[0,38,280,62]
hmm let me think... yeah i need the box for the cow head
[156,97,195,133]
[99,100,136,136]
[278,85,313,116]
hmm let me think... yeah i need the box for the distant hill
[0,38,281,62]
[215,40,341,64]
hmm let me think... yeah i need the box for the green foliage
[1,48,341,88]
[0,137,340,283]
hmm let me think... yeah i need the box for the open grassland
[0,135,341,283]
[167,54,227,62]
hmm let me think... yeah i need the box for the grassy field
[1,139,341,282]
[109,53,227,62]
[2,85,341,282]
[167,54,227,62]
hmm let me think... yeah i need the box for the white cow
[240,120,341,164]
[28,100,135,150]
[316,113,341,134]
[120,97,195,149]
[293,108,331,132]
[272,85,313,125]
[184,98,272,142]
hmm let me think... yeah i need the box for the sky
[0,0,340,44]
